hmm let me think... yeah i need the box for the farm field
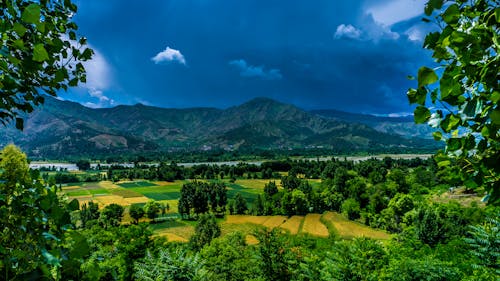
[151,212,390,243]
[322,211,391,240]
[61,179,390,242]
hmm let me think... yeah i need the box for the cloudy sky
[65,0,436,115]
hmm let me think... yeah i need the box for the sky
[63,0,436,116]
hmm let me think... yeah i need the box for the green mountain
[0,97,439,158]
[311,109,435,139]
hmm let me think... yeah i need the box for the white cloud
[229,59,282,80]
[365,0,427,26]
[152,47,186,65]
[334,24,362,39]
[83,48,112,90]
[333,17,399,42]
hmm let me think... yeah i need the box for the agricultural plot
[322,212,390,240]
[301,214,329,237]
[279,215,304,234]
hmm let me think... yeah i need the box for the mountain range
[0,96,439,159]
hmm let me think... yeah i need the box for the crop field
[61,179,390,242]
[302,214,329,237]
[279,215,304,234]
[322,212,391,240]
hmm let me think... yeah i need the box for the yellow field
[301,214,329,237]
[154,232,189,242]
[236,179,282,189]
[225,215,270,225]
[279,216,304,234]
[262,216,288,228]
[322,212,390,240]
[99,181,120,189]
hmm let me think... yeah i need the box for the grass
[141,191,180,201]
[88,188,110,195]
[118,181,159,188]
[64,190,90,197]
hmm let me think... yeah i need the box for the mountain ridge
[0,96,439,159]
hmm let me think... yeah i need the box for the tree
[101,203,124,228]
[0,0,93,129]
[80,201,100,228]
[76,159,91,171]
[264,181,279,198]
[144,200,161,220]
[134,248,207,281]
[129,204,145,224]
[0,144,83,279]
[464,217,500,276]
[342,198,361,220]
[201,232,260,281]
[408,0,500,204]
[189,214,221,251]
[234,192,248,215]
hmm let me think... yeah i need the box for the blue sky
[64,0,435,115]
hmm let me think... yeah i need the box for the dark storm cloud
[67,0,433,114]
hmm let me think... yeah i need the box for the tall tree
[408,0,500,204]
[0,0,93,129]
[0,144,82,279]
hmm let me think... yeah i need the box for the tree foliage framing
[0,0,93,129]
[408,0,500,204]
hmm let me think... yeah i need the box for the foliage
[80,201,100,228]
[0,0,93,129]
[144,200,160,220]
[0,144,82,279]
[200,232,260,281]
[189,214,221,251]
[320,238,388,281]
[80,223,152,281]
[129,204,145,224]
[254,228,295,281]
[134,248,207,281]
[100,203,124,228]
[234,192,248,215]
[408,0,500,204]
[464,216,500,276]
[342,198,361,220]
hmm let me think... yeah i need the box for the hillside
[0,97,439,158]
[311,109,435,139]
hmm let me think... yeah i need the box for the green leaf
[13,23,27,36]
[442,4,460,24]
[481,126,490,138]
[441,114,461,132]
[437,160,451,167]
[447,138,462,151]
[491,109,500,125]
[407,87,427,105]
[495,8,500,23]
[418,67,438,88]
[414,106,431,124]
[33,44,49,62]
[432,131,442,141]
[22,4,41,24]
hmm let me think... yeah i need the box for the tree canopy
[408,0,500,204]
[0,0,92,129]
